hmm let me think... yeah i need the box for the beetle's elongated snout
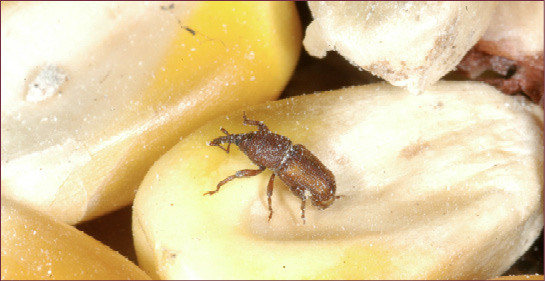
[209,136,228,146]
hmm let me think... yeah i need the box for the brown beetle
[204,112,337,223]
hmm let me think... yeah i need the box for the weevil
[203,112,337,224]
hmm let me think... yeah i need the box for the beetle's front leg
[203,166,266,196]
[243,111,269,132]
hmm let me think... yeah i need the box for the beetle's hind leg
[300,196,307,224]
[266,173,275,222]
[242,111,269,132]
[203,166,266,196]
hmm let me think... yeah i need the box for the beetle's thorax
[237,131,292,170]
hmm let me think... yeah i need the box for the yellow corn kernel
[1,197,151,280]
[133,82,543,279]
[1,1,301,224]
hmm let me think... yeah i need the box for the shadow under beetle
[204,112,338,224]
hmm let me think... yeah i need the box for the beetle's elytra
[204,112,337,224]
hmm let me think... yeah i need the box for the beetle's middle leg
[203,166,266,196]
[242,111,269,132]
